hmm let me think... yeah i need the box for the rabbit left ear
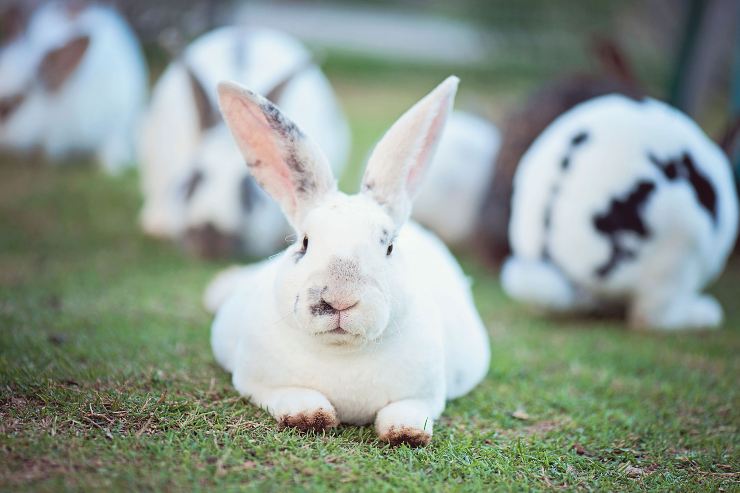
[217,81,336,228]
[361,76,459,226]
[38,35,90,92]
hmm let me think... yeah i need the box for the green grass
[1,74,739,491]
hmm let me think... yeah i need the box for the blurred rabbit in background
[413,111,500,248]
[0,1,148,173]
[138,26,350,259]
[476,40,641,265]
[501,95,738,330]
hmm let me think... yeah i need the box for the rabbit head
[218,76,458,345]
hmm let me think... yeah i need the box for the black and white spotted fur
[503,95,738,330]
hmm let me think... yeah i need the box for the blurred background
[123,0,739,186]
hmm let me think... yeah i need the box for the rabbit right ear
[361,76,458,227]
[217,81,336,228]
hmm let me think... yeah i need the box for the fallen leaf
[511,408,530,421]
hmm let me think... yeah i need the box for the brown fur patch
[379,426,431,447]
[38,35,90,92]
[278,407,338,432]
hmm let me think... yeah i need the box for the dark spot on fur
[681,154,717,222]
[560,156,570,170]
[240,175,260,212]
[310,299,336,316]
[0,92,24,121]
[363,180,375,192]
[293,294,299,314]
[664,162,679,180]
[182,169,205,201]
[185,66,220,131]
[380,228,389,245]
[38,35,90,92]
[571,131,589,146]
[593,180,656,277]
[649,153,682,181]
[648,152,717,223]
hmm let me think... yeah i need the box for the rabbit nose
[322,297,359,312]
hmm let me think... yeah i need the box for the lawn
[1,72,738,491]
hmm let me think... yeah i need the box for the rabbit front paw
[375,400,434,447]
[261,387,339,432]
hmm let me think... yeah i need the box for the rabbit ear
[38,35,90,92]
[217,81,336,227]
[361,76,458,226]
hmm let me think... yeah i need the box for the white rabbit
[503,94,738,330]
[413,111,500,247]
[138,26,350,258]
[0,1,147,173]
[209,76,490,446]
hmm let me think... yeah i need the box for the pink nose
[323,298,359,312]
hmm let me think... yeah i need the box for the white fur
[0,2,147,173]
[505,95,738,330]
[138,27,349,257]
[413,111,500,246]
[210,77,490,444]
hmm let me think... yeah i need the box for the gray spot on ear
[379,228,390,245]
[260,100,304,141]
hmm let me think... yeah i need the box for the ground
[0,73,738,491]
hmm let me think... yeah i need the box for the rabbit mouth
[328,327,348,335]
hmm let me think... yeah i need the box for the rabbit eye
[386,243,393,256]
[302,236,309,250]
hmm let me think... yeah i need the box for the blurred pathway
[235,2,494,66]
